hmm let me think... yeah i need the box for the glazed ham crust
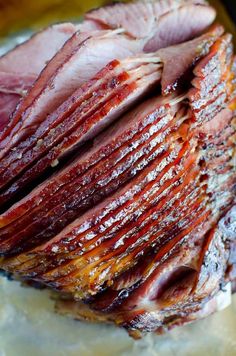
[0,0,235,336]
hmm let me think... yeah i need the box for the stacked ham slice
[0,0,235,337]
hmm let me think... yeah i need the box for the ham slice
[85,0,216,51]
[0,23,78,132]
[0,23,78,75]
[156,24,224,94]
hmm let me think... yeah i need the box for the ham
[0,0,235,337]
[9,97,234,295]
[0,27,222,209]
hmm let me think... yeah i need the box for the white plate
[0,277,235,356]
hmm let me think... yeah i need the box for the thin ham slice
[0,23,78,132]
[156,24,224,94]
[85,0,216,51]
[0,23,78,75]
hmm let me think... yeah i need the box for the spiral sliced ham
[0,26,223,210]
[0,0,235,337]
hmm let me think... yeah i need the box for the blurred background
[0,0,235,41]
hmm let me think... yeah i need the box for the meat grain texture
[0,0,235,337]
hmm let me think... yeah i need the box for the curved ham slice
[156,25,224,94]
[0,23,78,133]
[0,23,78,75]
[85,0,216,49]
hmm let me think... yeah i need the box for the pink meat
[0,31,144,157]
[85,0,216,50]
[0,23,77,132]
